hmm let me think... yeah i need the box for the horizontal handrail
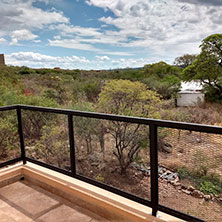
[1,104,222,134]
[1,104,217,222]
[0,105,18,111]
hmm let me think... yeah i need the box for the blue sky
[1,0,222,70]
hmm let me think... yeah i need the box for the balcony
[1,105,222,222]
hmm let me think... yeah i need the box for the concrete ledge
[0,163,23,188]
[0,162,184,222]
[23,163,162,222]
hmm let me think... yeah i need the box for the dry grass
[175,102,222,125]
[159,129,222,178]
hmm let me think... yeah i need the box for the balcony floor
[0,180,109,222]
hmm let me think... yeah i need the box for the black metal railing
[1,105,222,222]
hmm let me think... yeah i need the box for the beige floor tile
[89,216,110,222]
[90,220,104,222]
[0,199,32,222]
[0,181,111,222]
[36,204,92,222]
[0,182,59,217]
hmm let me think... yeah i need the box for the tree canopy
[98,80,161,174]
[183,34,222,101]
[174,54,197,68]
[143,62,182,99]
[98,79,161,117]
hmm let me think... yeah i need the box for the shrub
[18,66,35,75]
[20,96,58,139]
[178,167,191,179]
[0,113,18,159]
[95,174,104,183]
[200,181,218,195]
[177,166,222,195]
[28,123,70,169]
[98,80,161,174]
[192,150,209,177]
[83,80,100,102]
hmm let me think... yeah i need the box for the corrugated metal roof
[180,81,203,92]
[178,91,203,94]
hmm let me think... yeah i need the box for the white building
[176,81,205,107]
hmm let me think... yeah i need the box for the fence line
[1,104,216,222]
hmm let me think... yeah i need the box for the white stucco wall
[177,93,205,107]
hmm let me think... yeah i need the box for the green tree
[174,54,197,68]
[72,101,106,155]
[143,62,181,99]
[0,112,18,160]
[98,80,161,174]
[29,124,70,169]
[183,34,222,100]
[73,103,97,154]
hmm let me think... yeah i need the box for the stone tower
[0,54,5,66]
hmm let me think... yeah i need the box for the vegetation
[174,54,197,68]
[178,166,222,195]
[29,123,70,168]
[0,112,18,159]
[183,34,222,101]
[1,33,222,202]
[98,80,161,174]
[143,61,182,99]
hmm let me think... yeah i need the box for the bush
[28,124,70,169]
[98,80,161,174]
[178,167,190,179]
[95,174,104,183]
[192,150,209,177]
[18,66,35,75]
[0,113,18,159]
[204,85,222,102]
[177,166,222,195]
[200,181,218,195]
[19,96,58,139]
[72,101,101,154]
[83,80,100,102]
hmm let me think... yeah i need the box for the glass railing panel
[158,127,222,221]
[0,110,20,164]
[74,116,151,201]
[23,110,70,171]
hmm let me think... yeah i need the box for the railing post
[17,107,26,164]
[68,114,76,177]
[150,124,158,216]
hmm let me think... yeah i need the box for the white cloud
[86,0,222,59]
[51,24,102,37]
[10,29,38,45]
[0,38,7,44]
[48,38,133,56]
[101,51,132,56]
[48,39,99,51]
[95,56,110,61]
[49,23,127,48]
[45,0,222,61]
[3,0,222,68]
[33,39,41,43]
[5,51,154,70]
[0,0,69,39]
[6,51,90,69]
[178,0,222,6]
[109,58,148,68]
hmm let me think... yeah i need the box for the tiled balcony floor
[0,181,109,222]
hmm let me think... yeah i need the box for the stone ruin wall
[0,54,5,66]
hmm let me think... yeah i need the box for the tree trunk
[98,125,106,153]
[120,167,126,175]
